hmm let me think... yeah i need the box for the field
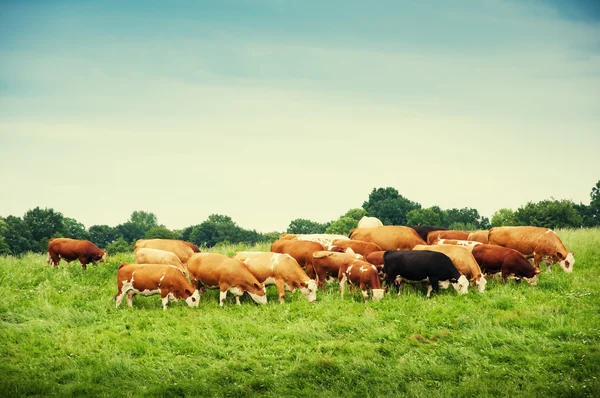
[1,230,599,397]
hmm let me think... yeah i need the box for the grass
[1,230,599,397]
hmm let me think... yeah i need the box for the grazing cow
[312,251,365,290]
[357,216,383,228]
[339,259,384,302]
[349,226,426,250]
[472,244,542,285]
[134,248,188,276]
[413,244,487,293]
[410,225,448,242]
[47,238,106,269]
[467,230,489,244]
[331,239,382,258]
[134,239,195,264]
[488,226,575,272]
[270,239,324,275]
[233,252,317,303]
[186,253,267,306]
[366,250,386,267]
[383,250,469,297]
[426,230,470,245]
[297,234,350,248]
[114,263,199,310]
[432,239,482,251]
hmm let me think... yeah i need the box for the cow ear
[254,283,260,290]
[557,252,564,259]
[185,289,192,295]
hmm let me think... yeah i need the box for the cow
[431,239,482,251]
[357,216,383,228]
[426,230,470,245]
[233,252,317,303]
[472,244,542,285]
[413,244,487,293]
[383,250,469,297]
[185,242,201,253]
[47,238,106,269]
[296,234,350,248]
[134,239,195,264]
[270,239,324,275]
[366,251,386,267]
[467,230,489,244]
[134,248,188,276]
[410,225,448,242]
[114,263,199,310]
[279,233,298,241]
[331,239,382,258]
[186,253,267,306]
[338,260,384,302]
[349,226,426,250]
[312,251,365,290]
[488,226,575,272]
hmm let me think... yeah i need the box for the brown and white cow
[47,238,106,269]
[349,226,427,251]
[357,216,383,228]
[114,263,199,310]
[296,234,350,248]
[432,239,482,251]
[312,251,365,290]
[472,244,542,285]
[134,239,195,264]
[233,252,317,303]
[338,260,384,302]
[426,230,470,245]
[488,226,574,272]
[187,253,267,306]
[134,248,188,276]
[467,230,489,244]
[270,239,324,274]
[331,239,382,258]
[413,244,487,293]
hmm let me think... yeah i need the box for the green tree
[343,208,367,222]
[144,226,181,240]
[587,180,600,226]
[514,199,582,229]
[406,208,442,226]
[0,218,10,255]
[62,217,89,240]
[3,216,32,255]
[287,218,329,234]
[23,207,65,252]
[362,187,421,225]
[441,207,484,229]
[130,211,158,233]
[188,214,248,247]
[89,225,119,248]
[180,225,195,242]
[491,208,517,227]
[325,217,358,236]
[106,237,133,255]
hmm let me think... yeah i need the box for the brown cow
[233,252,317,303]
[349,226,426,250]
[312,251,364,290]
[270,239,324,276]
[488,226,574,272]
[366,251,386,268]
[426,230,470,245]
[134,239,195,264]
[47,238,106,269]
[114,263,199,310]
[432,239,482,251]
[187,253,267,306]
[472,244,542,285]
[185,242,201,253]
[332,239,382,258]
[279,233,298,241]
[338,260,384,302]
[413,244,487,293]
[467,230,489,244]
[134,248,188,276]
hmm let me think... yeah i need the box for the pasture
[1,230,599,397]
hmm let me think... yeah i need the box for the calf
[339,260,384,302]
[115,263,199,310]
[47,238,106,269]
[187,253,267,306]
[312,251,365,290]
[383,250,469,297]
[472,244,542,285]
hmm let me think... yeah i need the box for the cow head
[557,251,575,273]
[524,269,542,286]
[372,289,385,301]
[299,279,317,303]
[100,250,107,262]
[474,274,487,293]
[185,289,200,307]
[450,275,469,294]
[246,282,267,305]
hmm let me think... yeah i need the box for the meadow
[1,229,599,397]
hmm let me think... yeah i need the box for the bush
[106,238,133,255]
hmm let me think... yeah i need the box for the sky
[1,0,599,233]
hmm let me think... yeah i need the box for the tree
[491,208,517,227]
[130,211,158,233]
[0,218,10,255]
[106,237,133,255]
[22,207,65,252]
[287,218,329,234]
[442,207,484,229]
[3,216,32,255]
[406,208,442,226]
[514,199,582,229]
[325,217,357,236]
[180,225,195,242]
[586,180,600,226]
[144,226,181,240]
[62,217,89,240]
[343,208,367,222]
[88,225,119,249]
[362,187,421,225]
[188,214,249,247]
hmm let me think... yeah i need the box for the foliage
[406,208,442,226]
[105,237,132,255]
[362,187,421,225]
[287,218,329,234]
[577,180,600,227]
[514,199,583,229]
[88,225,119,249]
[3,215,32,255]
[448,222,478,231]
[144,225,182,240]
[325,216,358,236]
[116,211,159,243]
[0,218,9,255]
[62,217,89,240]
[188,214,268,248]
[22,207,65,253]
[343,208,367,221]
[491,208,518,227]
[442,207,488,229]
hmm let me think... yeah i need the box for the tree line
[1,181,598,257]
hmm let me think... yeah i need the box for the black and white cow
[383,250,469,297]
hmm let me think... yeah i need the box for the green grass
[1,230,599,397]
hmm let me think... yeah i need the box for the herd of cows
[44,216,576,310]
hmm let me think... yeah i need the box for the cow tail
[118,262,128,270]
[348,228,356,239]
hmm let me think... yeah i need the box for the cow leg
[339,274,347,299]
[317,270,327,291]
[49,253,60,268]
[78,256,88,270]
[533,253,544,270]
[115,291,125,308]
[126,292,135,307]
[428,277,439,297]
[426,284,433,298]
[360,282,368,301]
[273,279,286,304]
[219,286,228,307]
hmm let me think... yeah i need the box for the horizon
[1,0,599,233]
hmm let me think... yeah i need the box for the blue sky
[1,0,599,232]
